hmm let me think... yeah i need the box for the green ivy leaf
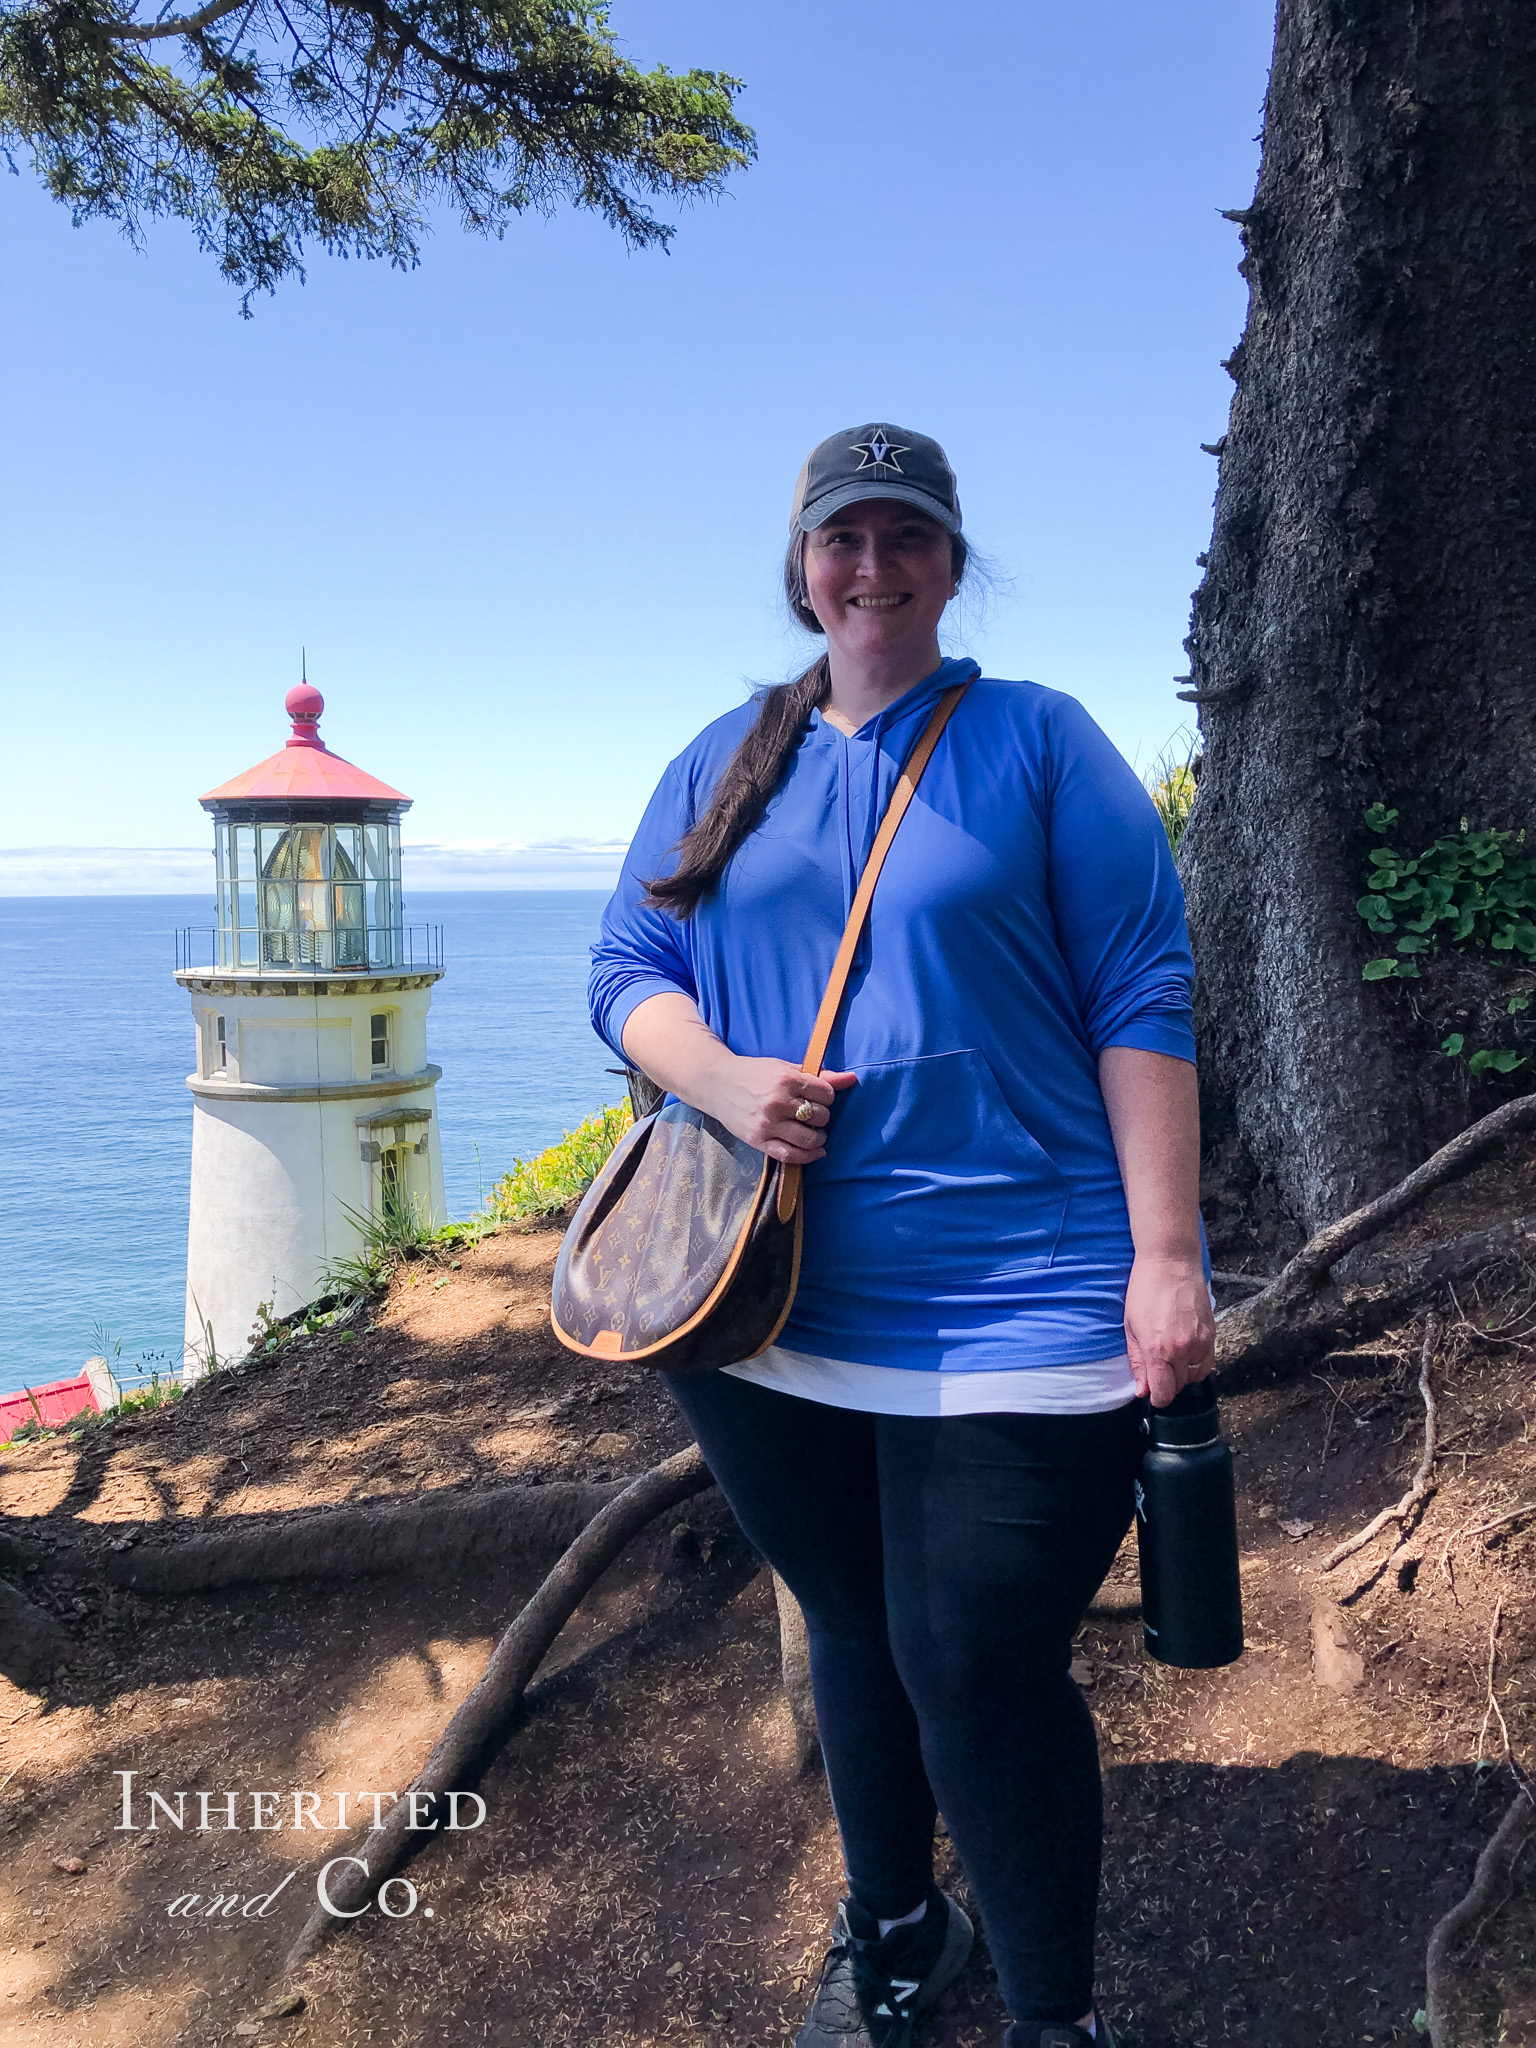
[1442,1034,1465,1056]
[1509,996,1530,1015]
[1513,925,1536,956]
[1362,958,1400,981]
[1364,804,1399,834]
[1491,928,1516,950]
[1396,935,1431,954]
[1356,895,1392,924]
[1468,1049,1526,1076]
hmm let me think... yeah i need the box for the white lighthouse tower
[177,682,446,1373]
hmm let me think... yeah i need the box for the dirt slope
[2,1209,1533,2047]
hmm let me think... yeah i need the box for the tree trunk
[1182,0,1536,1238]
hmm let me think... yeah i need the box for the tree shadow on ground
[1096,1754,1533,2047]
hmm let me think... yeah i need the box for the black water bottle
[1134,1379,1244,1669]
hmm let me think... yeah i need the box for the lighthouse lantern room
[177,684,445,1373]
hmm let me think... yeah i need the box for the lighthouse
[176,683,446,1373]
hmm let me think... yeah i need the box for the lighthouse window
[380,1145,411,1223]
[370,1014,390,1068]
[211,810,403,975]
[215,1016,227,1069]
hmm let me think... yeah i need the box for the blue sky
[2,0,1275,892]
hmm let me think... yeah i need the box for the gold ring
[793,1099,817,1125]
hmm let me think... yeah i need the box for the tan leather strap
[801,679,970,1074]
[776,678,970,1223]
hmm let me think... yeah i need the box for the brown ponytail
[644,526,969,918]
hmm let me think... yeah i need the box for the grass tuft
[1145,735,1199,857]
[312,1200,494,1318]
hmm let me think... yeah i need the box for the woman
[588,423,1215,2048]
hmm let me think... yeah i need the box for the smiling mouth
[850,594,911,609]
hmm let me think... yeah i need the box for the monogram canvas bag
[550,680,969,1373]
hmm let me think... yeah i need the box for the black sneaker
[794,1886,973,2046]
[1003,2014,1118,2048]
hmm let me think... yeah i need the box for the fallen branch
[1216,1096,1536,1376]
[1322,1314,1440,1571]
[1423,1779,1536,2047]
[1438,1500,1536,1589]
[1448,1277,1536,1352]
[1314,1371,1357,1465]
[1457,1500,1536,1547]
[282,1443,714,1978]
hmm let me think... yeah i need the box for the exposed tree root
[1217,1211,1536,1384]
[1210,1267,1275,1294]
[1322,1315,1440,1573]
[282,1444,715,1979]
[104,1478,631,1595]
[1424,1778,1535,2046]
[1215,1095,1536,1376]
[1423,1553,1536,2042]
[1271,1093,1536,1303]
[0,1577,74,1690]
[771,1571,820,1774]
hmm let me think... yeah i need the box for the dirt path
[2,1218,1533,2046]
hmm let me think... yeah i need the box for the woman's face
[802,500,954,666]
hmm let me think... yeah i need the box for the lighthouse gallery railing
[175,924,445,975]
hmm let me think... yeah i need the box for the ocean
[0,892,619,1396]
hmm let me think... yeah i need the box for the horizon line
[0,838,631,897]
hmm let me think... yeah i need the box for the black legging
[662,1368,1142,2027]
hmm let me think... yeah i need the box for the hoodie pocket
[813,1048,1070,1288]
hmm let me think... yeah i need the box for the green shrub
[1357,805,1536,974]
[488,1103,634,1220]
[1357,804,1536,1077]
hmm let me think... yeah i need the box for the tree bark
[1182,0,1536,1237]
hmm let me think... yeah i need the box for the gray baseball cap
[790,423,963,535]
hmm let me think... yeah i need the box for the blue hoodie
[589,658,1197,1374]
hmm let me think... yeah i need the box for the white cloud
[0,846,214,895]
[0,840,628,896]
[403,839,628,889]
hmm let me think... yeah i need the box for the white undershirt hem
[722,1344,1137,1417]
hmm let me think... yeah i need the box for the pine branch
[103,0,248,40]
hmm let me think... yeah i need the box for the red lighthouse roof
[200,685,410,810]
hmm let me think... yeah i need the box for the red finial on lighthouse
[200,678,409,807]
[285,681,325,749]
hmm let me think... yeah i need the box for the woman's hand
[621,993,856,1164]
[1124,1251,1216,1409]
[702,1057,858,1164]
[704,1064,860,1163]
